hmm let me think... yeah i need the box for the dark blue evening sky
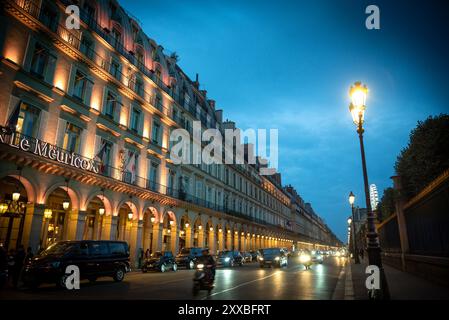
[121,0,449,242]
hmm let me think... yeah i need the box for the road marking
[201,265,302,300]
[331,265,346,300]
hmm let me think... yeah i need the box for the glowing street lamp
[347,217,352,225]
[348,82,389,299]
[128,212,133,220]
[150,216,155,223]
[12,190,20,202]
[98,207,105,215]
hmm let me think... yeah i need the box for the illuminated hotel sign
[0,127,100,174]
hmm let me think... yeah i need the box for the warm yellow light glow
[120,108,128,127]
[227,230,230,233]
[0,203,8,214]
[348,191,355,205]
[128,212,133,220]
[150,217,155,223]
[347,217,352,225]
[185,223,189,228]
[12,191,20,202]
[62,199,70,210]
[99,207,105,215]
[219,228,222,233]
[53,68,68,92]
[198,225,202,230]
[349,82,368,125]
[169,220,174,226]
[210,227,214,232]
[4,45,21,65]
[44,208,53,219]
[350,82,367,108]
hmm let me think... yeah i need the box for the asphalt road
[0,256,348,300]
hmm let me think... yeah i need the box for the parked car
[175,247,204,269]
[217,250,244,267]
[258,248,288,268]
[249,250,259,261]
[242,252,253,262]
[22,240,130,289]
[142,251,177,272]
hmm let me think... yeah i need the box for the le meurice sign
[0,127,100,174]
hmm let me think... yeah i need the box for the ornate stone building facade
[0,0,339,265]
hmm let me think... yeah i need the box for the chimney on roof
[193,73,199,89]
[215,109,223,123]
[208,99,216,109]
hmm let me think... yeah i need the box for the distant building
[369,184,379,210]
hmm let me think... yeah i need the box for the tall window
[16,103,40,137]
[151,120,160,144]
[63,123,82,153]
[73,71,88,102]
[155,92,162,111]
[155,65,162,80]
[136,48,144,65]
[110,60,121,79]
[39,3,57,32]
[30,43,49,79]
[167,170,175,194]
[148,162,158,191]
[105,92,118,121]
[80,36,94,59]
[130,107,141,134]
[135,78,144,97]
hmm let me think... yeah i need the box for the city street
[0,257,347,300]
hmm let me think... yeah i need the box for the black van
[23,240,130,288]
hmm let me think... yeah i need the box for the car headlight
[274,257,280,261]
[258,257,264,261]
[224,257,230,262]
[197,264,204,269]
[299,255,311,263]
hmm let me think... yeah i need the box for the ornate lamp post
[348,192,360,264]
[348,81,390,299]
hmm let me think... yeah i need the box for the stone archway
[0,175,30,250]
[41,181,80,247]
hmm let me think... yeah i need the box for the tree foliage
[394,114,449,199]
[377,187,396,221]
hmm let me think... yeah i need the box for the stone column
[108,216,119,240]
[240,234,246,252]
[152,223,163,253]
[129,220,143,268]
[66,210,87,240]
[185,227,193,248]
[197,228,205,248]
[233,232,239,250]
[226,231,232,250]
[218,230,224,252]
[170,225,179,255]
[208,230,215,253]
[22,203,45,253]
[392,175,410,271]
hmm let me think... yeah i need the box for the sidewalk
[349,257,449,300]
